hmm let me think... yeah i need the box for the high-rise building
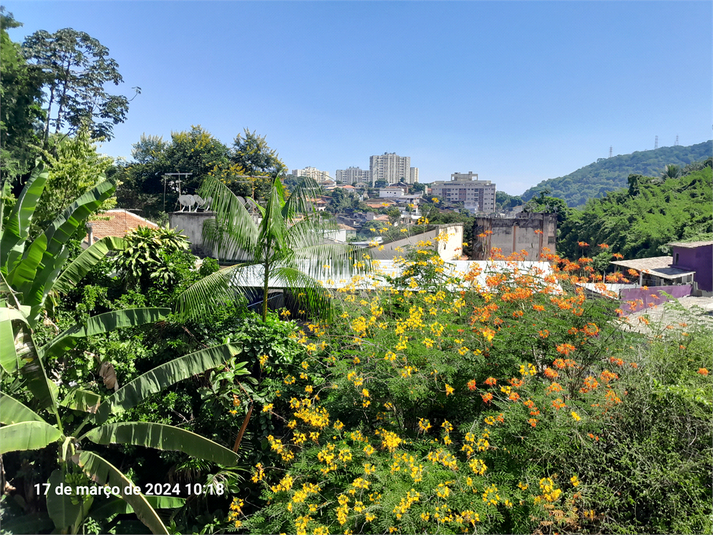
[292,167,331,181]
[429,171,496,213]
[336,166,371,184]
[369,153,417,185]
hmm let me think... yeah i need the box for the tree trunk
[262,260,269,322]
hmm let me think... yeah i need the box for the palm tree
[177,173,362,322]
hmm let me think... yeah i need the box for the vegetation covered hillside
[522,140,712,206]
[558,163,712,260]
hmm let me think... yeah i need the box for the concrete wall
[368,223,464,261]
[619,285,692,315]
[472,213,557,260]
[169,211,216,256]
[672,244,712,292]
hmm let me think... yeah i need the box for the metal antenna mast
[655,135,659,149]
[609,146,613,158]
[162,172,193,211]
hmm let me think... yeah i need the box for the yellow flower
[445,384,454,396]
[571,411,581,422]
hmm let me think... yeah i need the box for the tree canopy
[521,141,712,207]
[558,162,712,259]
[22,27,137,142]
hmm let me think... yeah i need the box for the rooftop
[610,256,696,280]
[667,240,713,248]
[85,209,158,246]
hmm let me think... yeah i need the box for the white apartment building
[292,167,331,181]
[335,166,371,184]
[429,171,496,213]
[410,167,419,184]
[369,153,418,185]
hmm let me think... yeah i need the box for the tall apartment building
[369,153,418,185]
[336,166,371,184]
[429,171,496,213]
[292,167,331,181]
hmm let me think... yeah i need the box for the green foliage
[0,8,45,181]
[235,253,711,535]
[559,166,713,259]
[112,225,190,297]
[22,27,136,141]
[31,128,115,236]
[522,141,712,207]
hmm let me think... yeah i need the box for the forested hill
[557,164,712,260]
[522,140,712,206]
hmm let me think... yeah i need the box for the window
[674,252,679,265]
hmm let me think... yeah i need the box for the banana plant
[0,342,248,534]
[0,164,250,533]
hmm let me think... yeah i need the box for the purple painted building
[669,240,713,292]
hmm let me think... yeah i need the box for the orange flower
[544,367,559,379]
[467,379,477,391]
[484,377,497,387]
[556,343,576,356]
[481,392,493,404]
[538,329,550,339]
[578,241,589,247]
[532,304,545,312]
[508,392,520,402]
[528,418,537,427]
[698,368,709,376]
[551,398,566,410]
[598,243,609,249]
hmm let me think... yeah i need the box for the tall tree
[22,28,137,142]
[230,129,285,200]
[0,8,45,180]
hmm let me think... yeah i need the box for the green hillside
[558,164,713,260]
[522,140,712,206]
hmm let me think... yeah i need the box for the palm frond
[174,263,254,321]
[199,176,259,260]
[270,265,332,319]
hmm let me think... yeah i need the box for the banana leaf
[94,343,243,424]
[0,421,61,454]
[52,236,126,295]
[88,495,185,522]
[84,422,238,465]
[0,163,48,272]
[41,307,171,359]
[0,391,45,424]
[74,450,168,535]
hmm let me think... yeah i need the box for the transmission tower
[609,146,613,158]
[655,135,658,149]
[675,135,679,146]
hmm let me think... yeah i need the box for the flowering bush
[230,243,712,534]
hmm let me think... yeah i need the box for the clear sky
[6,1,712,195]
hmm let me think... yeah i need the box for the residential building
[429,171,496,213]
[292,167,331,181]
[378,187,405,198]
[370,153,417,185]
[336,166,371,184]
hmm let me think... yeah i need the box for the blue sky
[7,1,712,195]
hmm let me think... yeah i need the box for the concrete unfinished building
[472,212,557,260]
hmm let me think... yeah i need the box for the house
[84,209,159,247]
[669,240,713,292]
[610,256,697,288]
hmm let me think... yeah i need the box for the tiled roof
[85,209,158,245]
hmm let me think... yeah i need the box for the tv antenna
[162,172,193,211]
